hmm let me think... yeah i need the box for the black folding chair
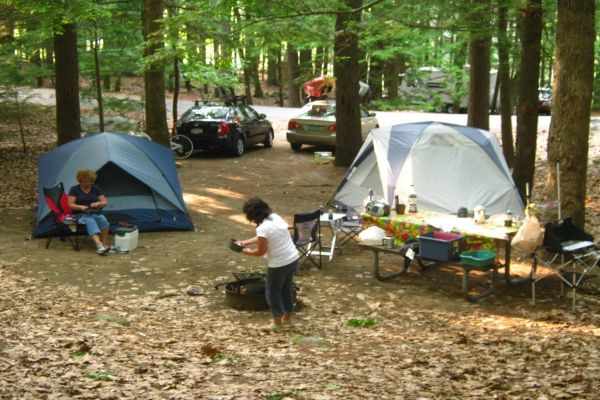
[291,209,322,270]
[531,217,599,312]
[336,216,363,250]
[43,182,83,251]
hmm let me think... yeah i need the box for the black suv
[174,97,274,157]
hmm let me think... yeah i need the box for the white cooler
[114,226,139,251]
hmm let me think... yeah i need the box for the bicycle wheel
[170,135,193,159]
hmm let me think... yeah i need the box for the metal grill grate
[232,272,266,281]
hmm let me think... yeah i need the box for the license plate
[191,128,203,134]
[307,125,322,132]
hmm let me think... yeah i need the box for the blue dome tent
[33,132,194,236]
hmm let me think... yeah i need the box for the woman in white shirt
[239,198,299,330]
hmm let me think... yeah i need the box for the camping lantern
[474,205,486,224]
[408,193,418,213]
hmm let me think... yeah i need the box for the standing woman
[239,197,299,330]
[68,169,111,255]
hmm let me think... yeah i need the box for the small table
[315,213,346,261]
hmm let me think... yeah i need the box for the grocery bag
[511,204,544,253]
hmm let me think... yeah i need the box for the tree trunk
[31,51,44,88]
[168,5,179,128]
[451,40,467,113]
[172,56,179,132]
[299,49,312,80]
[44,45,54,88]
[287,44,301,107]
[242,51,253,104]
[92,26,104,133]
[497,4,514,169]
[53,22,81,145]
[103,75,111,92]
[267,47,279,85]
[547,0,595,228]
[334,0,363,167]
[513,1,543,202]
[383,56,400,101]
[142,0,169,145]
[315,46,325,75]
[277,44,284,106]
[251,60,263,98]
[369,57,383,100]
[467,0,491,130]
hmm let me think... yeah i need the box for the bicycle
[170,134,194,159]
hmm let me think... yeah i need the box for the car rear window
[302,105,335,117]
[184,106,228,120]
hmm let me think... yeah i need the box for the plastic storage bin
[114,226,138,251]
[418,231,464,261]
[459,250,496,268]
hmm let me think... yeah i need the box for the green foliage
[211,353,242,363]
[94,313,129,326]
[85,370,117,382]
[266,390,298,400]
[347,318,376,327]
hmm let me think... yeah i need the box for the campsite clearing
[1,104,600,398]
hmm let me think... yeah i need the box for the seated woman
[68,169,111,255]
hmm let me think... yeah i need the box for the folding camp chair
[291,209,322,270]
[336,216,363,250]
[43,182,83,251]
[531,217,600,312]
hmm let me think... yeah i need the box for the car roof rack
[193,100,222,107]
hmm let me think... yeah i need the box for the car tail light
[288,120,300,130]
[327,124,336,132]
[217,121,230,137]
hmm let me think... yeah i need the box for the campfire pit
[215,272,298,311]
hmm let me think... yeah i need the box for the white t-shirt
[256,213,299,268]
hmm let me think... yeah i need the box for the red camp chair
[43,182,83,250]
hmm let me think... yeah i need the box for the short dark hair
[242,197,272,226]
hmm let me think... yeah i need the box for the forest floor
[1,86,600,399]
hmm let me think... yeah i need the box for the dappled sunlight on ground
[229,213,251,225]
[202,187,247,200]
[183,193,232,214]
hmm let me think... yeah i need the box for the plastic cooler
[114,226,139,251]
[418,231,464,261]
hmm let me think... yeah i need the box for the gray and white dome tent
[330,121,524,218]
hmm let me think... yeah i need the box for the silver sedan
[286,101,379,151]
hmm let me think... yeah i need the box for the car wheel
[291,143,302,152]
[263,129,274,148]
[231,136,245,157]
